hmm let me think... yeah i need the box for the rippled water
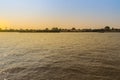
[0,32,120,80]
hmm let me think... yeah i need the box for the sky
[0,0,120,29]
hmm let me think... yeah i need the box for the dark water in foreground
[0,33,120,80]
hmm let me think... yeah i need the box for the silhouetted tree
[51,27,60,32]
[44,28,49,32]
[104,26,110,31]
[72,27,76,30]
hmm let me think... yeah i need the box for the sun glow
[0,20,10,29]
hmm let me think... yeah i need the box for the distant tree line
[0,26,120,33]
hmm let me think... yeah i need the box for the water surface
[0,33,120,80]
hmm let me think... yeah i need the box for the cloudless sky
[0,0,120,29]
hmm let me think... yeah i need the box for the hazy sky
[0,0,120,29]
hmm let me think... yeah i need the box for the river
[0,32,120,80]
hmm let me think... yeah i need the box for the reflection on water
[0,33,120,80]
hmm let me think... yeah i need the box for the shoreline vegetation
[0,26,120,33]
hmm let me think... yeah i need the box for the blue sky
[0,0,120,29]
